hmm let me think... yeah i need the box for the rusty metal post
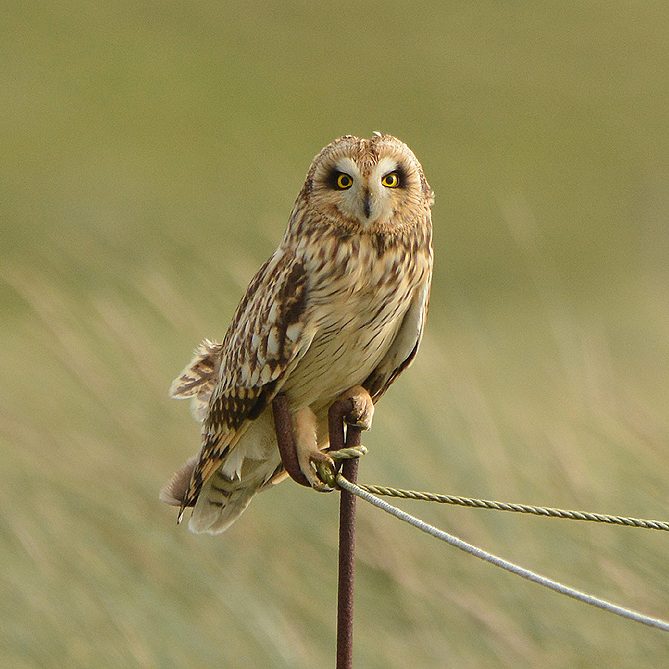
[272,394,360,669]
[329,398,360,669]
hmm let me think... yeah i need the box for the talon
[308,451,336,492]
[339,385,374,430]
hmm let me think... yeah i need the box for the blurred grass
[2,2,669,667]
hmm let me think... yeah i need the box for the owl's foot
[302,449,336,492]
[338,385,374,430]
[294,405,335,492]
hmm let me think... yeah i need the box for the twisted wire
[355,484,669,531]
[328,446,668,531]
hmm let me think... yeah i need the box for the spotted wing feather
[170,339,224,421]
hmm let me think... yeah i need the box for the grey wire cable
[337,475,669,632]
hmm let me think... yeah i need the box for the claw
[299,448,334,492]
[309,451,337,492]
[339,385,374,430]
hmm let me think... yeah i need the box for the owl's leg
[338,385,374,430]
[294,405,334,492]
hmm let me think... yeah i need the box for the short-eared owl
[161,133,434,534]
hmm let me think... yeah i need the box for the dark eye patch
[326,168,349,190]
[392,164,408,187]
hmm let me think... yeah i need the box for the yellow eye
[381,172,400,188]
[336,173,353,189]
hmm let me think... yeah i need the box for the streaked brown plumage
[161,133,434,534]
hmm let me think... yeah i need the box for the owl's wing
[363,271,431,402]
[176,249,314,515]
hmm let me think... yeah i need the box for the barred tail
[160,457,279,535]
[188,471,258,534]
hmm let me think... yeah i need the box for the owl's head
[300,133,433,234]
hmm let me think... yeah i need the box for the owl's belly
[283,287,409,411]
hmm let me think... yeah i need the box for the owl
[161,133,434,534]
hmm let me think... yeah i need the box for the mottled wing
[364,267,431,402]
[170,339,224,422]
[179,249,313,514]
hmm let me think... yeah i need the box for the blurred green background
[2,2,668,667]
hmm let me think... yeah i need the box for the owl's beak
[363,189,371,219]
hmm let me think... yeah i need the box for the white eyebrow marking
[335,157,361,176]
[373,157,398,179]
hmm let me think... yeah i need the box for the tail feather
[160,457,280,534]
[189,472,257,534]
[159,456,197,507]
[161,411,284,534]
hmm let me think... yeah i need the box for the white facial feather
[333,155,403,226]
[372,157,398,180]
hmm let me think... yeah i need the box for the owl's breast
[283,234,427,411]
